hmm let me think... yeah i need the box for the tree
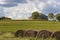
[29,11,48,20]
[56,14,60,21]
[38,13,48,20]
[0,17,11,20]
[48,13,55,20]
[32,11,39,19]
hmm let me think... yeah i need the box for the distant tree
[48,13,55,20]
[0,17,11,20]
[0,17,5,20]
[29,11,48,20]
[38,13,48,20]
[56,14,60,21]
[32,11,39,19]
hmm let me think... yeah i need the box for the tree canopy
[48,13,55,19]
[56,14,60,21]
[0,17,11,20]
[32,11,39,19]
[30,11,48,20]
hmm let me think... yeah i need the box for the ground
[0,20,60,40]
[0,20,60,32]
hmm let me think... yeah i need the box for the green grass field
[0,20,60,40]
[0,20,60,32]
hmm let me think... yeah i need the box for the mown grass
[0,37,56,40]
[0,20,60,32]
[0,20,60,40]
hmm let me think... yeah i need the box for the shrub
[56,14,60,21]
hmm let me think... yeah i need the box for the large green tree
[32,11,39,19]
[39,14,48,20]
[56,14,60,21]
[48,13,55,20]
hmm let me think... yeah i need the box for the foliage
[48,13,55,19]
[0,17,11,20]
[38,13,48,20]
[31,11,48,20]
[56,14,60,21]
[32,11,39,19]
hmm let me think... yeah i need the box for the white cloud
[0,7,5,17]
[0,0,5,2]
[4,3,34,19]
[38,2,46,10]
[0,0,7,4]
[47,0,51,4]
[4,0,45,19]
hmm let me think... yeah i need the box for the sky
[0,0,60,19]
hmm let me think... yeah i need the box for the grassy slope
[0,20,60,32]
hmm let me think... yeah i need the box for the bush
[0,17,11,20]
[56,14,60,21]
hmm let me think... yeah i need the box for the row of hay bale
[15,30,60,40]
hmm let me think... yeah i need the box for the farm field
[0,20,60,32]
[0,20,60,40]
[0,37,56,40]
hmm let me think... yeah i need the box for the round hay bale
[51,31,60,40]
[15,30,25,37]
[37,30,52,38]
[24,30,37,37]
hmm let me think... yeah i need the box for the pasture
[0,20,60,40]
[0,20,60,32]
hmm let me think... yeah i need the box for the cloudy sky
[0,0,60,19]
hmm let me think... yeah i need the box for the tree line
[0,11,60,21]
[0,17,11,20]
[30,11,60,21]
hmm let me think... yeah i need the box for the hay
[37,30,52,39]
[15,30,25,37]
[24,30,37,37]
